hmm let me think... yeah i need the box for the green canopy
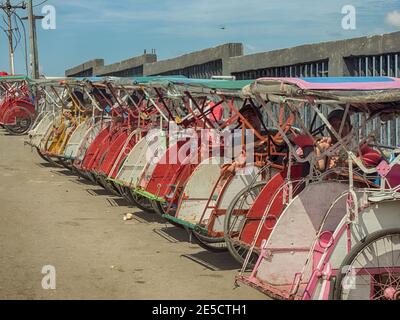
[0,75,31,82]
[147,77,254,92]
[132,75,187,84]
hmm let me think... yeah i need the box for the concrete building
[65,31,400,79]
[229,31,400,79]
[143,43,243,78]
[65,44,243,78]
[65,52,157,78]
[65,59,105,78]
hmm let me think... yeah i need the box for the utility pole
[6,5,14,73]
[0,0,26,74]
[25,0,42,79]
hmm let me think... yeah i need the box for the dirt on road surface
[0,131,266,300]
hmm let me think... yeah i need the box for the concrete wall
[332,31,400,75]
[97,54,157,76]
[65,59,104,77]
[227,31,400,77]
[65,54,157,77]
[143,43,243,76]
[65,43,242,78]
[65,31,400,79]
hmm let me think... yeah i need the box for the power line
[0,0,27,74]
[14,10,28,74]
[0,0,43,76]
[33,0,48,7]
[12,13,22,51]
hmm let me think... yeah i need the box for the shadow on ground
[133,210,166,224]
[51,169,77,177]
[38,162,61,168]
[181,250,241,271]
[152,225,192,243]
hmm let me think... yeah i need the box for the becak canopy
[246,76,400,116]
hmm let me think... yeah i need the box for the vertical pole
[6,4,15,74]
[27,0,39,79]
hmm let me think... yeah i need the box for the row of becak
[2,74,400,300]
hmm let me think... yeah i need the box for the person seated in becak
[220,104,270,175]
[314,109,353,171]
[53,110,77,136]
[63,110,78,129]
[289,109,384,184]
[315,110,382,172]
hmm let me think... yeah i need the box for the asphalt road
[0,130,265,300]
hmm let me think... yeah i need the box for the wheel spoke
[340,232,400,300]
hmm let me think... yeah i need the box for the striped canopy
[248,77,400,114]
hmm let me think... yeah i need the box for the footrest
[368,192,399,203]
[132,188,166,202]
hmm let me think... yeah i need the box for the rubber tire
[151,200,164,217]
[224,181,267,265]
[191,230,227,252]
[74,168,93,182]
[36,148,63,168]
[36,147,51,163]
[3,106,34,135]
[128,189,155,213]
[58,158,74,171]
[333,228,400,300]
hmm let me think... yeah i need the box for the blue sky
[1,0,399,76]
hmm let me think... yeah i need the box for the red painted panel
[98,130,138,177]
[240,164,305,247]
[78,126,110,170]
[0,99,34,125]
[144,140,189,197]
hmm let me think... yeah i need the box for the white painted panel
[63,119,92,158]
[29,113,54,147]
[175,157,223,224]
[218,167,262,209]
[255,182,349,288]
[177,200,213,224]
[116,136,149,185]
[74,121,104,162]
[329,200,400,269]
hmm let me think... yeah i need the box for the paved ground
[0,130,265,300]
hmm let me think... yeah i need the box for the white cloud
[386,10,400,27]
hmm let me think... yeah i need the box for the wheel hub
[383,287,400,300]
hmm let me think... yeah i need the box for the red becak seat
[387,164,400,188]
[359,144,383,167]
[290,135,314,149]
